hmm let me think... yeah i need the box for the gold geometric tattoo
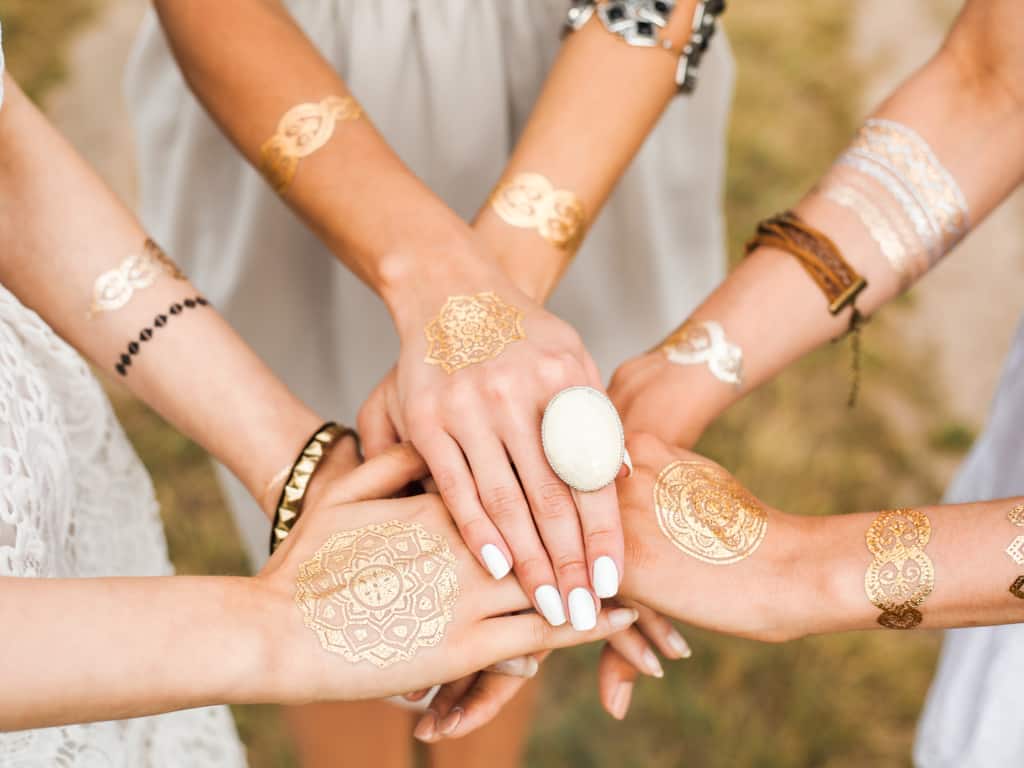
[1008,504,1024,527]
[294,520,459,668]
[424,292,525,374]
[260,96,363,194]
[490,172,587,252]
[659,319,744,387]
[90,239,185,317]
[863,509,935,630]
[653,460,767,565]
[1011,576,1024,600]
[1004,504,1024,566]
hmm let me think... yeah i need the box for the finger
[430,671,534,741]
[452,428,565,625]
[634,603,692,660]
[404,688,431,703]
[477,605,639,664]
[605,625,664,679]
[598,644,639,720]
[506,430,594,631]
[330,442,429,504]
[483,655,540,678]
[418,432,513,581]
[414,674,476,743]
[357,384,400,459]
[572,484,624,599]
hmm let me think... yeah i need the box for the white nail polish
[623,448,634,477]
[535,585,567,627]
[568,588,597,631]
[480,544,511,580]
[592,556,619,598]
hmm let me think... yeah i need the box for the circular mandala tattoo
[863,508,934,630]
[423,292,526,374]
[295,520,459,668]
[653,460,767,565]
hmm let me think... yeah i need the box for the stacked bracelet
[269,422,361,555]
[564,0,726,94]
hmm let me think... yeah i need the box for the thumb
[333,442,429,503]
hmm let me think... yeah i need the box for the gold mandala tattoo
[423,292,525,374]
[863,509,935,630]
[260,96,363,193]
[653,460,767,565]
[294,520,459,668]
[90,239,185,317]
[490,172,586,252]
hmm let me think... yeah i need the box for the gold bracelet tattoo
[1005,503,1024,567]
[295,520,459,668]
[260,96,362,193]
[659,320,743,387]
[490,172,586,252]
[90,238,184,317]
[653,460,767,565]
[863,509,935,629]
[424,292,525,374]
[1011,576,1024,600]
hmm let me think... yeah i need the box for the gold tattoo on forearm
[90,239,185,317]
[295,520,459,668]
[490,172,586,252]
[1011,576,1024,600]
[863,509,935,629]
[653,460,767,565]
[424,292,525,374]
[1004,503,1024,567]
[260,96,363,193]
[659,320,743,387]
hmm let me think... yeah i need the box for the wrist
[473,207,565,303]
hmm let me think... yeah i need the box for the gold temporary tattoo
[490,172,586,252]
[259,96,363,193]
[1011,576,1024,600]
[659,320,743,386]
[1003,505,1024,567]
[863,509,935,630]
[653,460,767,565]
[423,292,525,374]
[294,520,459,668]
[1008,504,1024,527]
[90,239,185,317]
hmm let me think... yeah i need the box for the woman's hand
[255,445,638,704]
[364,238,625,631]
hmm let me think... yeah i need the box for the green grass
[22,0,971,765]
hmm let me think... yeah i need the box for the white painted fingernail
[569,588,597,631]
[643,648,664,678]
[480,544,511,580]
[608,607,639,630]
[535,585,567,627]
[592,556,619,598]
[667,628,692,659]
[623,448,634,477]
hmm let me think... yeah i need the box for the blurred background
[3,0,1023,765]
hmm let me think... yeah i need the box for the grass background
[2,1,968,765]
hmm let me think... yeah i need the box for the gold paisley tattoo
[1010,576,1024,600]
[260,96,363,193]
[90,239,185,317]
[659,320,743,386]
[294,520,459,668]
[424,292,525,374]
[490,172,586,252]
[863,509,935,630]
[653,460,767,565]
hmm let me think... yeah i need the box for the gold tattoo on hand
[653,460,767,565]
[424,292,525,374]
[863,509,935,629]
[260,96,362,193]
[490,172,586,252]
[90,239,184,317]
[295,520,459,668]
[659,320,743,387]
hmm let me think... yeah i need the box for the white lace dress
[0,281,248,765]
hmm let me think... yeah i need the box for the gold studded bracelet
[269,422,361,555]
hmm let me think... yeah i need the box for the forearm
[474,1,701,300]
[152,0,473,311]
[0,576,274,729]
[0,75,322,515]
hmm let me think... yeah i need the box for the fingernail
[643,648,664,678]
[489,656,539,678]
[569,588,597,631]
[439,707,463,737]
[480,544,511,580]
[608,607,639,630]
[592,556,619,598]
[623,448,634,478]
[413,711,438,742]
[535,585,567,627]
[611,681,633,720]
[667,628,692,659]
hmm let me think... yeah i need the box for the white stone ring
[541,386,633,493]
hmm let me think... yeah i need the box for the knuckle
[514,555,553,585]
[625,431,661,457]
[432,468,462,502]
[460,516,496,547]
[481,484,527,526]
[535,480,576,521]
[552,552,588,579]
[483,373,517,405]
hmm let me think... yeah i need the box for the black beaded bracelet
[115,296,209,376]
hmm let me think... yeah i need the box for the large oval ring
[541,386,632,493]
